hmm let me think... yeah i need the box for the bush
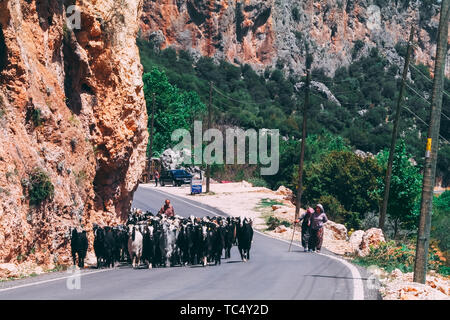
[352,40,364,59]
[259,198,284,208]
[291,7,300,22]
[302,150,382,216]
[317,195,362,230]
[266,216,291,230]
[31,107,43,127]
[248,177,269,188]
[431,191,450,254]
[28,168,54,206]
[353,240,449,276]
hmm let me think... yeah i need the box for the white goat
[128,225,143,268]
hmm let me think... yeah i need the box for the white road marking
[0,268,113,293]
[145,185,366,300]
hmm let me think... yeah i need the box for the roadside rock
[0,263,20,279]
[324,221,348,241]
[276,186,293,197]
[241,181,253,188]
[381,269,450,300]
[358,228,386,257]
[274,225,288,233]
[276,186,294,203]
[349,230,365,252]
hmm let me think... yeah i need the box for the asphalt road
[0,185,380,300]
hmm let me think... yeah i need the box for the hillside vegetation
[138,38,449,266]
[138,39,450,186]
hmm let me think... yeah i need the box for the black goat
[237,218,253,262]
[93,225,106,268]
[70,228,88,268]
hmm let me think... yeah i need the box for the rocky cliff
[140,0,449,77]
[0,0,148,269]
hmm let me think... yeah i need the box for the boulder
[324,220,348,241]
[0,263,20,279]
[273,207,295,216]
[241,180,252,188]
[358,228,386,257]
[274,225,288,233]
[349,230,365,252]
[276,186,293,198]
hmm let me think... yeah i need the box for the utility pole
[148,93,156,182]
[295,52,312,221]
[414,0,449,284]
[379,26,415,230]
[206,81,212,193]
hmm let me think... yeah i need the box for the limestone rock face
[140,0,450,77]
[0,0,148,268]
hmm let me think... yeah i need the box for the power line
[212,86,273,106]
[310,91,372,109]
[379,49,450,120]
[310,73,366,84]
[405,83,450,121]
[409,63,450,99]
[402,105,450,144]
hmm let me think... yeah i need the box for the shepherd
[159,199,175,217]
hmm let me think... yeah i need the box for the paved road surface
[0,185,380,300]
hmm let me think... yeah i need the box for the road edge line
[0,268,113,293]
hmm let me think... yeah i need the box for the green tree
[301,150,382,219]
[143,67,206,156]
[372,140,422,238]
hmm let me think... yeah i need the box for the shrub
[317,194,362,230]
[248,177,269,188]
[31,107,43,127]
[28,168,54,206]
[352,40,365,59]
[259,198,284,208]
[74,170,87,186]
[353,240,449,276]
[266,216,291,230]
[292,7,300,22]
[302,150,382,216]
[431,191,450,254]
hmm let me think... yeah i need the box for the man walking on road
[159,199,175,217]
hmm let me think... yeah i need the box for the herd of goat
[70,208,254,269]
